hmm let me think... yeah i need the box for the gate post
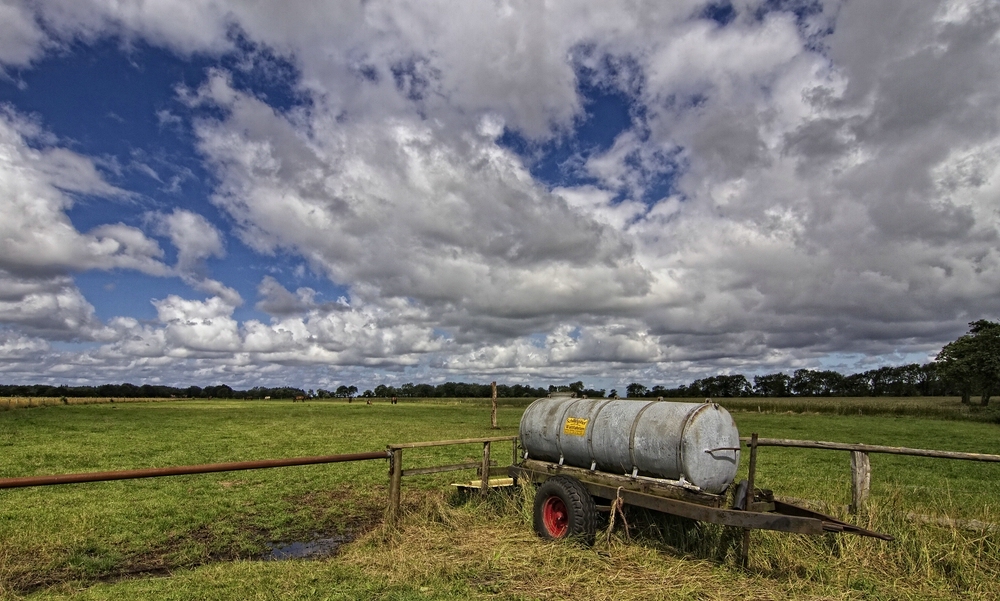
[741,433,759,568]
[388,448,403,522]
[850,451,870,514]
[480,441,491,494]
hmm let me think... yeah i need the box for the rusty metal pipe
[0,451,390,489]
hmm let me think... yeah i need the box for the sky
[0,0,998,393]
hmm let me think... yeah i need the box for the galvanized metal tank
[519,396,740,494]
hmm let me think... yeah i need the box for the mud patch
[266,534,353,560]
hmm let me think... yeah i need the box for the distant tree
[203,384,233,399]
[690,375,751,397]
[840,372,872,396]
[937,320,1000,405]
[789,369,843,396]
[568,381,585,394]
[608,389,618,399]
[626,383,648,398]
[753,373,791,397]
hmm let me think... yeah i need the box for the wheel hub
[542,496,569,537]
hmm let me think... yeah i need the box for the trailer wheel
[532,476,597,544]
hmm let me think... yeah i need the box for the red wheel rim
[542,496,569,537]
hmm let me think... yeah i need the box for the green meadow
[1,398,998,600]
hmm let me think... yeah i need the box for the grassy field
[0,397,998,599]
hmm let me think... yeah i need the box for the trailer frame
[510,459,889,540]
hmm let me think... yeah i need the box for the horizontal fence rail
[0,451,390,489]
[387,436,517,450]
[739,437,1000,513]
[739,437,1000,462]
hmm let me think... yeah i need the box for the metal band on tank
[676,402,713,480]
[627,401,658,474]
[518,398,546,460]
[585,400,613,466]
[555,398,586,463]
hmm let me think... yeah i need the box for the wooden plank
[451,477,514,492]
[513,459,725,507]
[388,436,517,450]
[741,438,1000,462]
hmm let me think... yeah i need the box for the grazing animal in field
[294,395,305,402]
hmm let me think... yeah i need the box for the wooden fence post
[480,441,491,494]
[742,433,759,568]
[388,448,403,522]
[490,381,498,429]
[850,451,870,514]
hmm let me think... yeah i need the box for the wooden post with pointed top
[490,381,498,429]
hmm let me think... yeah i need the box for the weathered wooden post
[480,441,491,494]
[850,450,870,514]
[490,381,498,429]
[388,447,403,522]
[742,432,759,568]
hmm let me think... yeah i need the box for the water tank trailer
[511,396,892,544]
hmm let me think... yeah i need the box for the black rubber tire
[532,476,597,545]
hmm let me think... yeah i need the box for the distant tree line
[4,321,996,406]
[0,381,553,400]
[0,383,307,400]
[624,363,944,399]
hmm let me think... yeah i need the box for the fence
[0,451,390,488]
[387,436,518,522]
[741,437,1000,512]
[0,437,521,524]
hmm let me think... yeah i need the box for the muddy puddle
[265,534,353,561]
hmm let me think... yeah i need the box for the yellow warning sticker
[563,417,589,436]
